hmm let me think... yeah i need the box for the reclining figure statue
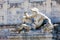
[16,8,53,33]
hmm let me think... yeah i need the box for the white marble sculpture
[16,8,53,33]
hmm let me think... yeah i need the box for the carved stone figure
[16,8,53,33]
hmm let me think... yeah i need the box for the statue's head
[31,7,39,14]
